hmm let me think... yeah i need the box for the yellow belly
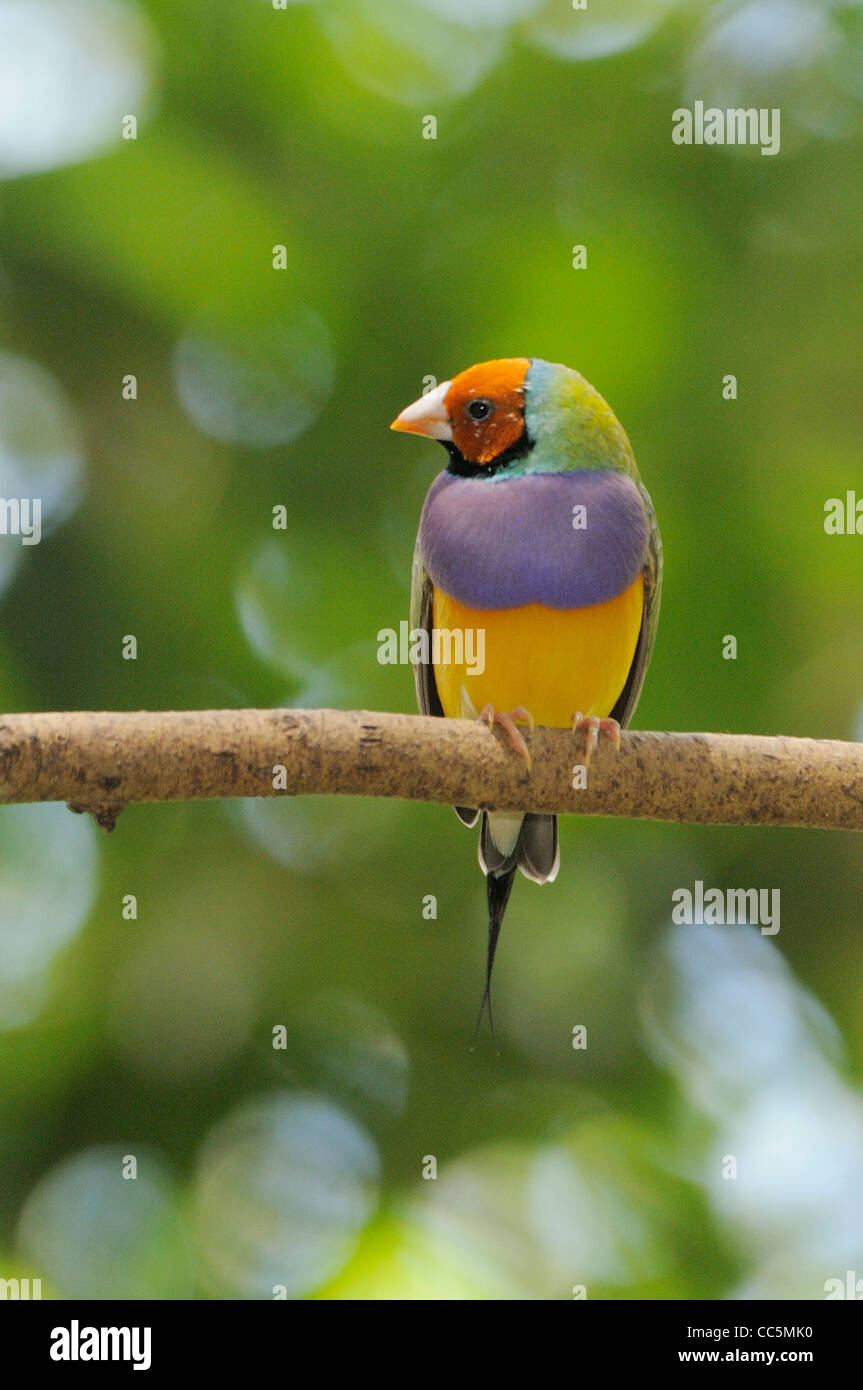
[432,577,644,727]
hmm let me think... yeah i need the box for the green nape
[512,357,639,480]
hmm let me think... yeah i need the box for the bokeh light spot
[174,309,335,449]
[193,1092,380,1298]
[16,1145,192,1299]
[0,0,155,179]
[0,804,98,1029]
[0,353,84,599]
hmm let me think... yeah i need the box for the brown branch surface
[0,708,862,833]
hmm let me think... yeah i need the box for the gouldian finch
[391,358,661,1037]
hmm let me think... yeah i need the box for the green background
[1,0,863,1299]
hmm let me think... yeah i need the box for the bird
[391,358,661,1043]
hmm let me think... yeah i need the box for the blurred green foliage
[1,0,863,1300]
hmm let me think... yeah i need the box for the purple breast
[419,468,649,610]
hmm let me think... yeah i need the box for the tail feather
[478,810,522,876]
[518,813,559,884]
[472,811,559,1046]
[473,864,516,1050]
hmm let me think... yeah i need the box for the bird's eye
[467,398,494,422]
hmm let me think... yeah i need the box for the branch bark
[1,708,862,833]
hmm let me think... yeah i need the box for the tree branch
[0,708,861,833]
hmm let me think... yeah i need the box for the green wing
[610,483,662,729]
[409,536,444,718]
[410,537,479,827]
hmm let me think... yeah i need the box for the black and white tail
[472,811,559,1045]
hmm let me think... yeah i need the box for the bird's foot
[478,704,534,771]
[571,712,621,769]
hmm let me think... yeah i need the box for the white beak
[390,379,453,440]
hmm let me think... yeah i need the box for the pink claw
[479,704,534,770]
[572,712,621,768]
